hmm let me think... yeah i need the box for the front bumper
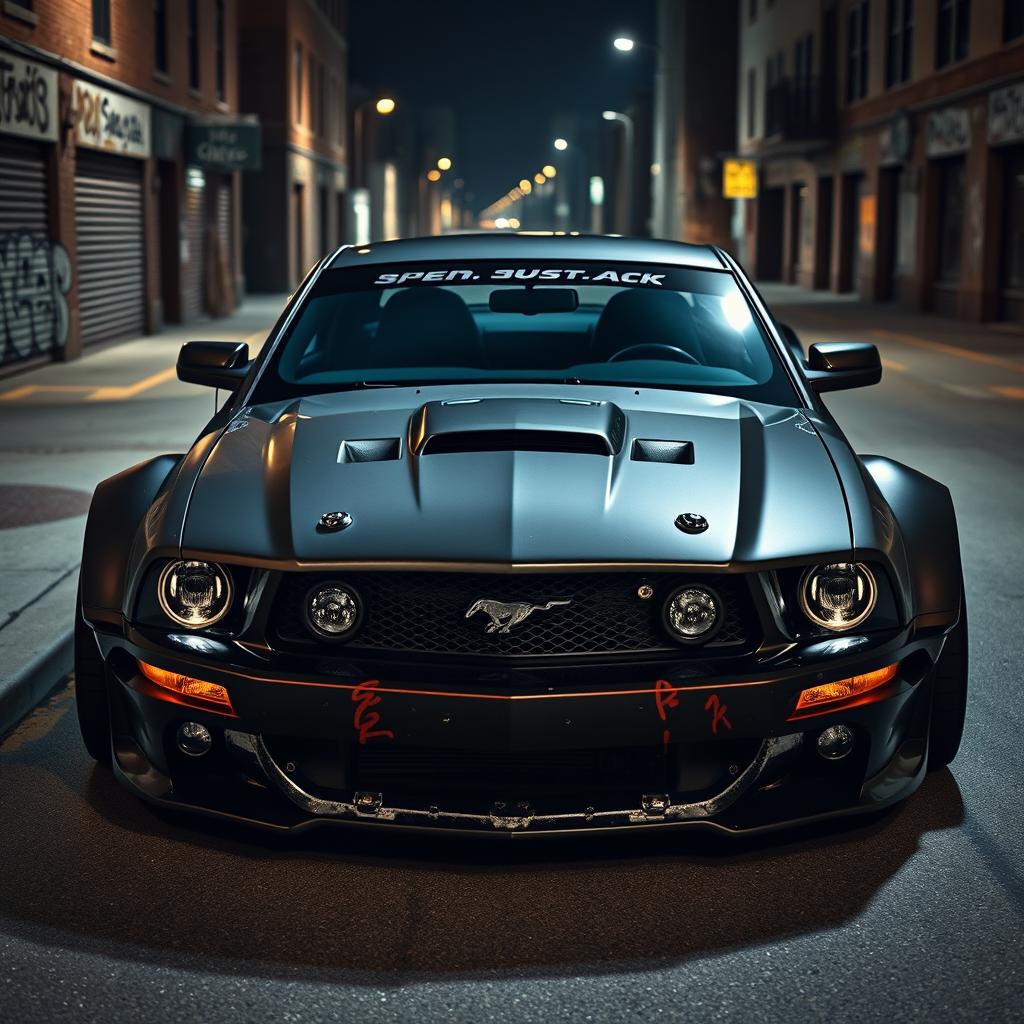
[97,624,945,838]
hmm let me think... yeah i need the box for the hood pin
[675,513,709,534]
[318,511,353,532]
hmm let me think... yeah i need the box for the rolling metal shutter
[217,177,232,279]
[0,140,51,365]
[182,174,205,320]
[74,151,145,345]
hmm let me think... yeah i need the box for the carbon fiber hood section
[180,388,852,566]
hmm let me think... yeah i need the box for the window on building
[215,0,226,101]
[309,54,317,132]
[846,1,870,102]
[937,157,965,281]
[794,32,814,121]
[187,0,200,90]
[747,67,757,138]
[1005,0,1024,41]
[886,0,913,86]
[295,43,303,123]
[936,0,970,67]
[154,0,168,74]
[92,0,111,44]
[764,52,784,135]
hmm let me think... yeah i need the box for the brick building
[239,0,347,293]
[0,0,259,370]
[736,0,1024,324]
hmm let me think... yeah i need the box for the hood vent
[631,439,694,464]
[421,429,611,457]
[337,438,402,463]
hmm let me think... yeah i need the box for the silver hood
[180,388,852,567]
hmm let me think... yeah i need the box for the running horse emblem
[465,598,572,634]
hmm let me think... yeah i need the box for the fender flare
[861,456,962,631]
[80,455,183,628]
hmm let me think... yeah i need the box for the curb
[0,629,74,741]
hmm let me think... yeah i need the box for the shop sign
[73,79,150,158]
[185,120,261,171]
[926,107,970,158]
[0,50,58,142]
[722,159,757,199]
[988,82,1024,146]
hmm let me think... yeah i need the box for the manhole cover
[0,484,92,529]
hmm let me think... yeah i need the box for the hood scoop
[631,438,694,464]
[410,397,626,457]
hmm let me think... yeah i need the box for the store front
[71,79,150,346]
[989,82,1024,325]
[0,49,68,368]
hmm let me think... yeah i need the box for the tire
[75,592,111,763]
[927,586,968,771]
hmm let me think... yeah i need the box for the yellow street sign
[723,159,757,199]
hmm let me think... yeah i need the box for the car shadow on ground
[0,695,965,986]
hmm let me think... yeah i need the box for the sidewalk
[0,294,287,738]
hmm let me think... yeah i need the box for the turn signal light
[137,660,235,716]
[791,663,900,718]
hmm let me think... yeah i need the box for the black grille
[269,571,756,658]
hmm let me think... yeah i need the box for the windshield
[251,260,797,405]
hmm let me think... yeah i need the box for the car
[75,234,967,839]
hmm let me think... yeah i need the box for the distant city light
[519,178,533,193]
[426,169,441,182]
[613,37,635,52]
[453,178,465,188]
[437,156,452,171]
[553,138,568,151]
[543,164,557,177]
[651,162,662,176]
[507,217,521,229]
[589,175,605,206]
[534,172,546,184]
[375,97,396,114]
[495,217,509,229]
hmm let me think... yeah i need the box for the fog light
[305,582,362,640]
[817,724,854,761]
[177,721,212,757]
[663,585,723,644]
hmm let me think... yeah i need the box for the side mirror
[805,342,882,393]
[177,341,251,390]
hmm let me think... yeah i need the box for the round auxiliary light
[817,724,855,761]
[177,721,213,757]
[158,560,232,628]
[305,582,362,640]
[663,585,723,644]
[800,562,877,632]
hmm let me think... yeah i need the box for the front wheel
[927,587,968,771]
[74,592,111,763]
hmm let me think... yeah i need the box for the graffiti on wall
[0,231,72,366]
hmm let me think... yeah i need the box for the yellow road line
[86,365,178,401]
[992,386,1024,399]
[0,384,94,401]
[870,328,1024,375]
[881,357,907,372]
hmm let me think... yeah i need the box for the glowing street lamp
[534,172,546,184]
[426,168,441,182]
[613,36,635,52]
[542,164,557,178]
[375,97,396,115]
[553,137,568,151]
[437,156,452,171]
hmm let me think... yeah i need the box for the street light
[602,110,635,234]
[543,164,557,178]
[437,156,452,171]
[613,36,635,51]
[375,97,396,115]
[553,137,568,151]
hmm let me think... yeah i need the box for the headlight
[157,560,233,628]
[305,582,362,640]
[799,562,877,631]
[663,585,723,644]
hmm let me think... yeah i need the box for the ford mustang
[75,234,967,838]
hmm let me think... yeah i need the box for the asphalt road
[1,291,1023,1023]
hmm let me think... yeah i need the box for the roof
[328,233,727,270]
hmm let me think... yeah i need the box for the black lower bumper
[97,626,943,839]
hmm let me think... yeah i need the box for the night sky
[348,0,656,212]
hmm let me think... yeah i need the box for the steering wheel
[607,343,700,365]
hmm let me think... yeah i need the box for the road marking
[881,357,907,372]
[0,385,94,401]
[870,328,1024,374]
[992,386,1024,399]
[86,365,178,401]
